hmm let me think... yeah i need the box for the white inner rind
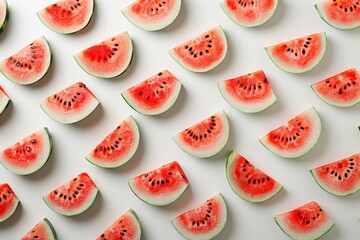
[171,193,227,240]
[0,91,10,115]
[260,107,322,158]
[217,81,277,113]
[315,2,360,30]
[85,116,140,168]
[0,128,52,175]
[168,25,228,73]
[122,0,182,31]
[0,0,8,29]
[220,0,278,27]
[0,197,19,223]
[173,110,230,158]
[265,32,327,74]
[37,0,94,34]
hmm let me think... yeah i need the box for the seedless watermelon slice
[265,32,327,73]
[0,0,9,35]
[171,193,227,240]
[0,36,52,85]
[217,70,277,113]
[43,172,98,216]
[0,183,19,223]
[74,32,133,78]
[260,107,322,158]
[310,153,360,196]
[128,161,189,206]
[21,218,57,240]
[121,70,182,115]
[226,151,283,202]
[0,85,10,115]
[40,82,99,124]
[97,209,141,240]
[274,202,334,240]
[169,26,228,72]
[122,0,181,31]
[311,68,360,107]
[37,0,94,34]
[220,0,278,27]
[173,110,230,158]
[0,128,52,175]
[86,116,140,168]
[315,0,360,30]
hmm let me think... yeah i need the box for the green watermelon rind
[42,218,58,240]
[315,3,360,30]
[36,0,95,35]
[0,94,10,116]
[220,0,278,27]
[85,116,140,168]
[122,0,182,31]
[265,32,327,74]
[0,186,19,223]
[127,209,142,240]
[0,127,53,175]
[74,32,134,79]
[225,151,283,203]
[0,0,9,35]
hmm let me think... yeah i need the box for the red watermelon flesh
[21,218,57,240]
[275,202,334,240]
[128,161,189,206]
[217,70,277,113]
[121,70,182,115]
[86,116,140,168]
[0,183,19,223]
[97,209,141,240]
[265,32,327,73]
[122,0,181,31]
[0,85,10,115]
[311,68,360,107]
[315,0,360,30]
[169,26,227,72]
[74,32,133,78]
[0,36,52,85]
[37,0,94,34]
[220,0,278,27]
[43,172,99,216]
[226,151,283,202]
[40,82,99,124]
[171,194,227,240]
[311,153,360,196]
[260,107,322,158]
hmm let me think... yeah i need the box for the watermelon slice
[43,172,98,216]
[122,0,181,31]
[226,151,283,202]
[21,218,57,240]
[0,183,19,223]
[169,26,228,73]
[40,82,99,124]
[128,161,189,206]
[0,128,52,175]
[121,70,182,115]
[0,85,10,115]
[173,110,230,158]
[86,116,140,168]
[265,32,327,74]
[217,70,277,113]
[0,0,9,35]
[74,32,133,78]
[220,0,278,27]
[0,36,52,85]
[274,202,335,240]
[311,68,360,108]
[315,0,360,30]
[260,107,322,158]
[97,209,141,240]
[310,153,360,196]
[171,193,227,240]
[37,0,94,34]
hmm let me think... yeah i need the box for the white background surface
[0,0,359,239]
